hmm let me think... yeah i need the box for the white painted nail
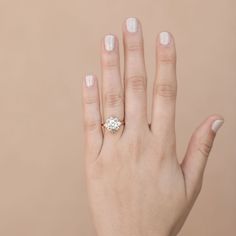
[126,17,138,33]
[211,119,224,133]
[104,35,115,51]
[85,75,94,87]
[160,32,171,46]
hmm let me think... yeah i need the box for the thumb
[181,115,224,200]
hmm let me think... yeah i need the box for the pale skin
[81,18,224,236]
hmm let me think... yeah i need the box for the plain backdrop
[0,0,235,235]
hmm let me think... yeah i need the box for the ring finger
[101,34,124,139]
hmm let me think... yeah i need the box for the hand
[81,17,224,236]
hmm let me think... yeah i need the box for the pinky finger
[82,74,103,162]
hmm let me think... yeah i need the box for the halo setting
[103,116,122,133]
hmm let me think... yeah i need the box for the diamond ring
[102,116,124,133]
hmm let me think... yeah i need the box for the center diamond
[104,116,122,133]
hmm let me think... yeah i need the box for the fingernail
[160,32,171,46]
[211,119,224,133]
[104,35,115,51]
[126,17,138,33]
[85,75,94,87]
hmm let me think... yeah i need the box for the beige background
[0,0,235,235]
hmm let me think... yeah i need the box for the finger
[82,74,103,162]
[123,17,148,129]
[101,34,124,139]
[181,115,224,200]
[151,32,177,147]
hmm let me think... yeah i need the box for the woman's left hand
[82,17,224,236]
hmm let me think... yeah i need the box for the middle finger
[123,17,148,130]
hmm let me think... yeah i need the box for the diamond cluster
[104,116,122,133]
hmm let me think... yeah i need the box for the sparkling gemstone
[104,116,122,133]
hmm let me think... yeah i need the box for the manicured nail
[104,35,115,51]
[126,17,138,33]
[211,119,224,133]
[160,32,171,46]
[85,75,94,87]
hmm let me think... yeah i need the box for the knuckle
[84,96,98,105]
[128,136,142,159]
[126,41,143,52]
[155,83,177,99]
[156,149,166,162]
[198,141,213,158]
[126,75,146,92]
[153,146,171,163]
[104,92,123,107]
[102,57,118,70]
[159,52,176,65]
[84,119,100,132]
